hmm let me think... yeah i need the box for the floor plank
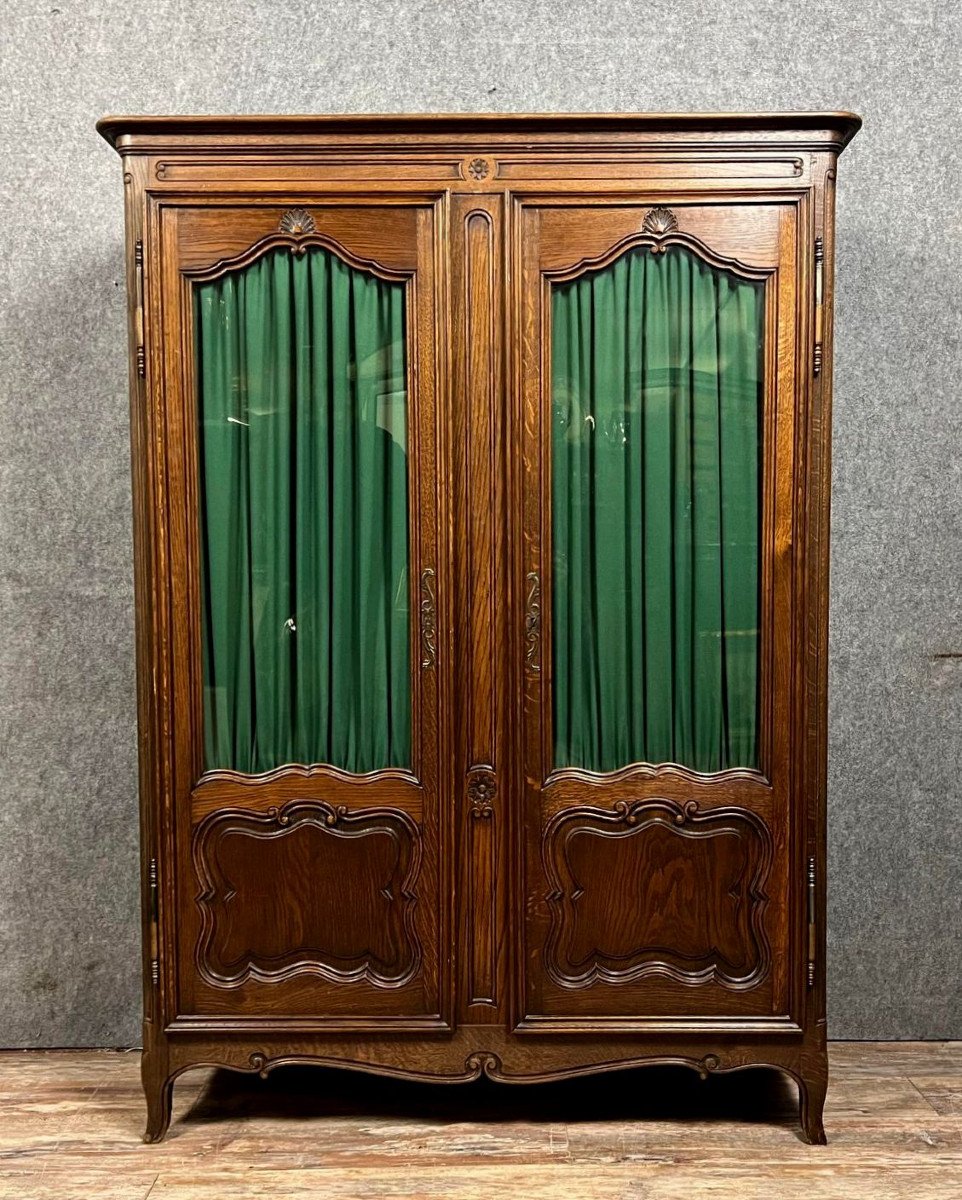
[908,1074,962,1116]
[0,1044,960,1199]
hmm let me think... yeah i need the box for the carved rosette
[461,154,496,183]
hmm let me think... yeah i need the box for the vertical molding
[465,207,498,1008]
[454,199,505,1016]
[810,158,838,1038]
[466,766,498,1004]
[123,154,172,1123]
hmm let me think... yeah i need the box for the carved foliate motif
[420,568,437,669]
[524,571,541,672]
[467,770,496,819]
[465,1051,503,1078]
[461,154,496,183]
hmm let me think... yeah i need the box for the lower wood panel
[193,802,422,989]
[1,1044,960,1200]
[523,796,785,1022]
[542,799,773,992]
[179,798,444,1024]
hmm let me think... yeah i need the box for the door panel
[515,200,798,1028]
[541,799,773,992]
[194,802,422,989]
[158,201,450,1028]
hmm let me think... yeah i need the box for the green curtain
[195,246,410,774]
[551,245,763,773]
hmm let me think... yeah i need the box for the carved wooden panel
[535,204,784,274]
[543,799,773,990]
[193,801,422,988]
[172,204,421,274]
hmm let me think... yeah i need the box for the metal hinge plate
[134,239,146,378]
[148,856,159,988]
[807,855,817,987]
[813,236,824,377]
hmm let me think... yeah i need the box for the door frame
[147,192,456,1034]
[508,191,809,1034]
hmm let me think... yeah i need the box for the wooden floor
[1,1044,961,1199]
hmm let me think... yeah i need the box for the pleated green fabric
[551,245,763,773]
[195,247,410,774]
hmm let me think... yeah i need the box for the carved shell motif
[641,206,679,236]
[279,208,316,236]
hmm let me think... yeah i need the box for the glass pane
[551,245,763,773]
[194,246,410,774]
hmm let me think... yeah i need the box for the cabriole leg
[797,1064,828,1145]
[142,1054,174,1143]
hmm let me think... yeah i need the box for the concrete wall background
[1,0,959,1046]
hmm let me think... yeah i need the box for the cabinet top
[97,111,861,154]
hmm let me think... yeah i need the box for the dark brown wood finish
[160,199,450,1030]
[450,191,509,1024]
[98,112,859,1146]
[9,1043,962,1195]
[515,198,798,1031]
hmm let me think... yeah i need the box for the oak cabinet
[98,112,860,1143]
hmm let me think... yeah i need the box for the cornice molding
[97,111,862,155]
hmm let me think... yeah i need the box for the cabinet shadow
[174,1062,799,1133]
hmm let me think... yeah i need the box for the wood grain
[1,1044,959,1200]
[98,113,858,1144]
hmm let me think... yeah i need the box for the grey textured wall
[0,0,959,1047]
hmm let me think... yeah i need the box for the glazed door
[515,200,800,1030]
[157,200,451,1030]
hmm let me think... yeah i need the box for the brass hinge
[813,236,824,377]
[807,855,817,987]
[134,239,146,378]
[148,856,159,988]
